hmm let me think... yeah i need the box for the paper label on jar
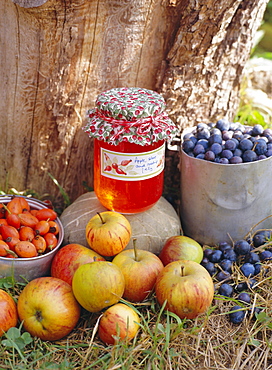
[101,143,165,181]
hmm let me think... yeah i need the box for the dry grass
[0,190,271,369]
[0,259,271,370]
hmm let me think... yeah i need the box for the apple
[85,211,131,256]
[17,277,81,341]
[112,240,164,302]
[72,261,125,312]
[51,243,105,285]
[98,303,140,345]
[159,235,204,266]
[155,260,214,319]
[0,289,18,336]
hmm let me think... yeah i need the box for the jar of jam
[83,87,178,214]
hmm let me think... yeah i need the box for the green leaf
[157,323,165,333]
[12,337,29,350]
[248,338,261,347]
[255,310,269,322]
[2,326,33,351]
[21,331,33,345]
[0,276,15,289]
[5,326,21,341]
[166,311,184,325]
[1,338,14,348]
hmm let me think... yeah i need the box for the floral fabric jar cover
[83,87,178,146]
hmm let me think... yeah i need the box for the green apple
[72,261,125,312]
[159,235,203,265]
[155,259,214,319]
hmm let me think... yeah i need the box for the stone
[60,191,182,256]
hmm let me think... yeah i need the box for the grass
[0,258,271,370]
[0,183,271,369]
[0,145,271,369]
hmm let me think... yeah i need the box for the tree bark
[0,0,268,207]
[161,0,268,128]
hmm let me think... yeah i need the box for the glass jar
[94,139,165,213]
[83,87,178,214]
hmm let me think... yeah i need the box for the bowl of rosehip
[0,195,64,282]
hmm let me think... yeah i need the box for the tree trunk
[161,0,268,128]
[0,0,268,207]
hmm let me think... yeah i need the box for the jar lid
[83,87,178,145]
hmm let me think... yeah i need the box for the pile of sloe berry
[201,230,272,324]
[182,119,272,163]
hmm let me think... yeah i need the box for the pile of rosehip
[182,119,272,163]
[0,196,59,258]
[201,230,272,324]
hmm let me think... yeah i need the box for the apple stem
[97,212,105,224]
[133,238,138,262]
[181,265,185,277]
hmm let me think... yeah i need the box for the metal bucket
[180,150,272,246]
